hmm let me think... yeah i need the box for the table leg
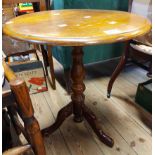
[43,46,114,147]
[71,46,85,122]
[71,47,114,147]
[83,105,114,147]
[107,41,130,98]
[42,102,72,135]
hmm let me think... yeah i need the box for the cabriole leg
[107,41,130,98]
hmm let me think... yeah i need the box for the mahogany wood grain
[3,10,151,46]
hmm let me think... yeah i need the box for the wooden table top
[3,9,151,46]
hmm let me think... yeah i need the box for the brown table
[3,9,151,148]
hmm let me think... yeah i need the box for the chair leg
[35,50,39,61]
[40,45,49,76]
[10,78,46,155]
[107,41,130,98]
[147,60,152,78]
[40,45,56,89]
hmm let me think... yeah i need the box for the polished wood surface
[3,9,151,46]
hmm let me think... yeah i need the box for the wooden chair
[2,60,46,155]
[107,0,152,97]
[2,0,56,89]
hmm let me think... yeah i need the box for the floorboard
[30,58,152,155]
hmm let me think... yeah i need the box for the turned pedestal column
[42,46,114,147]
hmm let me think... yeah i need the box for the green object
[135,80,152,113]
[19,3,33,7]
[52,0,129,70]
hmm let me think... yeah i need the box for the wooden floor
[30,58,152,155]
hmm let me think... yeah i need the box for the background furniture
[52,0,129,67]
[129,0,152,77]
[107,0,152,97]
[135,79,152,113]
[51,0,129,91]
[2,0,56,90]
[2,60,46,155]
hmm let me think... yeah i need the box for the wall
[131,0,152,21]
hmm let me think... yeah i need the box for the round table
[3,9,151,148]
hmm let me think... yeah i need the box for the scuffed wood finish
[3,9,151,46]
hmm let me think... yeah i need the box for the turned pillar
[71,46,85,122]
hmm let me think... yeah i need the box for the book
[18,3,34,13]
